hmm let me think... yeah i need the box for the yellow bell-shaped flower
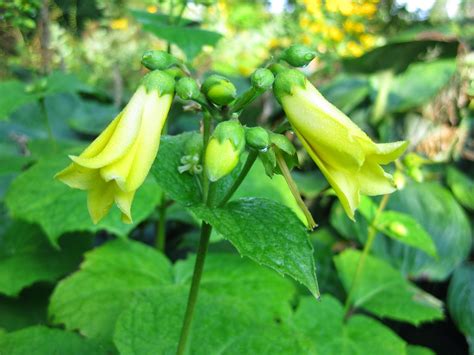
[274,69,407,220]
[55,70,175,224]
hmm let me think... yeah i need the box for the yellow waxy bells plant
[273,69,407,220]
[55,70,175,224]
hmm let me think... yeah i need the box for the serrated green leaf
[292,295,407,355]
[0,221,91,296]
[334,249,443,325]
[114,286,304,355]
[446,166,474,210]
[190,198,319,297]
[174,253,296,321]
[49,240,172,340]
[0,326,107,355]
[5,156,162,246]
[447,264,474,352]
[375,211,437,258]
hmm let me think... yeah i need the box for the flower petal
[114,188,135,224]
[369,141,408,164]
[295,128,359,220]
[71,87,147,169]
[87,180,115,224]
[358,160,396,196]
[282,87,365,171]
[125,93,173,191]
[55,163,101,190]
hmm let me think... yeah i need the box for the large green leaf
[114,287,304,355]
[375,211,437,258]
[49,240,172,340]
[0,72,91,120]
[174,253,296,321]
[51,242,298,348]
[132,9,222,60]
[292,295,407,355]
[343,39,458,74]
[0,326,107,355]
[334,249,443,325]
[446,166,474,210]
[190,198,319,297]
[319,74,370,113]
[0,221,91,296]
[331,182,472,281]
[447,264,474,352]
[0,81,39,121]
[385,59,456,112]
[5,155,162,246]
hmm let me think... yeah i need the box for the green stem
[176,111,215,354]
[39,97,56,150]
[275,149,317,230]
[176,220,212,355]
[219,150,258,206]
[343,194,391,318]
[155,194,167,252]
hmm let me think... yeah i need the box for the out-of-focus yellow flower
[360,34,376,48]
[273,70,407,220]
[343,20,365,33]
[357,3,377,17]
[328,26,343,41]
[55,71,175,224]
[146,5,157,13]
[300,17,311,28]
[110,18,129,30]
[346,41,364,57]
[302,34,312,45]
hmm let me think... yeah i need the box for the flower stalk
[275,149,317,230]
[343,194,391,318]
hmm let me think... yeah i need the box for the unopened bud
[245,127,270,150]
[202,75,237,106]
[176,77,201,100]
[141,50,179,71]
[205,120,245,181]
[282,44,317,67]
[251,68,274,91]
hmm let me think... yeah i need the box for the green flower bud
[269,132,296,156]
[176,77,201,100]
[202,75,237,106]
[281,44,317,67]
[272,69,306,104]
[245,127,270,150]
[205,120,245,181]
[251,68,274,91]
[140,70,175,96]
[141,50,179,71]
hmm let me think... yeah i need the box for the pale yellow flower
[274,70,407,220]
[55,71,174,224]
